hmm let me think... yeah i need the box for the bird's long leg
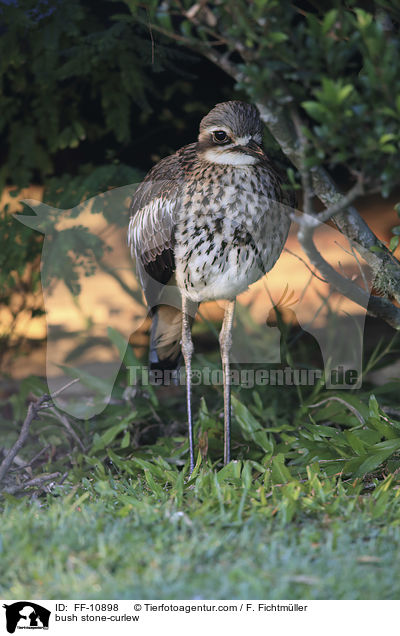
[182,295,195,474]
[219,299,235,465]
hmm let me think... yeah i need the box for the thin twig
[9,445,51,473]
[284,247,328,283]
[308,397,365,425]
[290,106,400,328]
[51,377,80,398]
[301,177,364,226]
[47,407,86,452]
[382,407,400,418]
[291,110,314,217]
[4,472,61,496]
[146,8,155,65]
[298,272,314,304]
[0,395,49,483]
[308,288,334,330]
[0,379,82,485]
[59,471,69,486]
[335,239,370,293]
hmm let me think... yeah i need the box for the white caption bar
[0,599,397,635]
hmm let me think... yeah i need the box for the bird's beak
[246,139,266,157]
[235,139,267,159]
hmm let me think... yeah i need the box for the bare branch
[3,472,61,496]
[0,394,49,484]
[9,444,51,474]
[298,218,400,328]
[308,397,365,425]
[120,19,400,323]
[50,377,79,398]
[181,38,400,308]
[47,407,86,452]
[283,247,328,283]
[0,379,82,485]
[295,196,400,328]
[286,100,400,328]
[334,240,370,293]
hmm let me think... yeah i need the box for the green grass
[1,467,400,599]
[1,326,400,600]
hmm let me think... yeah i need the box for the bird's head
[197,101,265,166]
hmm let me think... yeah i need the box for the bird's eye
[212,130,229,144]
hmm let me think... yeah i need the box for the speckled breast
[174,162,291,302]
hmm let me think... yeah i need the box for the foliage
[0,0,190,190]
[2,1,400,600]
[0,202,43,356]
[133,0,400,195]
[0,164,141,351]
[1,371,400,599]
[1,325,400,598]
[2,365,400,600]
[0,0,230,349]
[2,326,400,496]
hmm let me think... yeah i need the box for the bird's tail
[149,304,196,381]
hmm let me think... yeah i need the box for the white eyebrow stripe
[235,135,251,145]
[203,126,231,135]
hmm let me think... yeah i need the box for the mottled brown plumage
[128,101,294,470]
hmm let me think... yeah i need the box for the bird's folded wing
[128,145,195,309]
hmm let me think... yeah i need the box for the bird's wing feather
[128,144,198,368]
[128,153,180,266]
[128,144,196,308]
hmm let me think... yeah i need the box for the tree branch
[290,111,400,329]
[256,101,400,305]
[0,379,80,486]
[144,15,400,324]
[0,395,49,484]
[197,45,400,312]
[3,472,61,496]
[296,215,400,328]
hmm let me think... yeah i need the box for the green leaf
[373,439,400,453]
[90,417,135,454]
[232,396,262,436]
[301,101,326,122]
[120,431,130,449]
[368,394,380,418]
[355,8,373,29]
[107,449,135,475]
[232,396,274,453]
[381,144,397,154]
[144,469,164,498]
[355,450,398,477]
[337,85,354,102]
[380,133,397,144]
[344,431,366,455]
[271,454,292,484]
[322,9,338,34]
[269,32,288,44]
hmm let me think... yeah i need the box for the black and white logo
[2,603,50,634]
